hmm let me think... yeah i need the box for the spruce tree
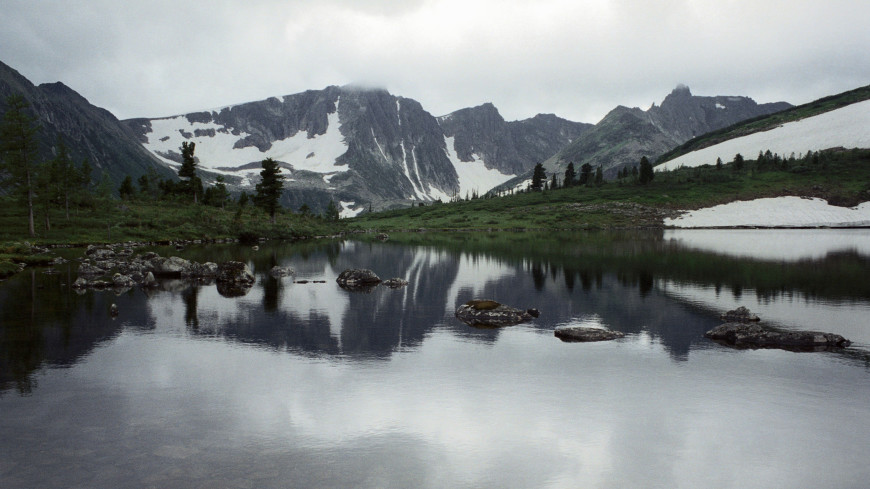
[531,163,546,190]
[254,157,284,224]
[638,156,654,184]
[594,166,604,185]
[579,163,592,185]
[119,176,135,200]
[0,95,41,236]
[178,141,198,203]
[564,162,576,188]
[324,199,340,222]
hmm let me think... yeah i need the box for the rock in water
[336,269,382,290]
[382,278,409,288]
[554,326,625,342]
[269,266,296,277]
[455,299,534,327]
[720,306,760,322]
[216,261,255,285]
[705,322,851,351]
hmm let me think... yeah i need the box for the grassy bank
[0,198,345,246]
[348,148,870,231]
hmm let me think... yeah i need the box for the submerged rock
[720,306,760,323]
[455,299,535,327]
[382,278,408,288]
[554,326,625,342]
[705,322,851,351]
[269,265,296,277]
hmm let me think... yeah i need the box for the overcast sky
[2,0,868,123]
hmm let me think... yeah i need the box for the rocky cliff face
[543,85,792,180]
[0,60,172,187]
[438,103,590,175]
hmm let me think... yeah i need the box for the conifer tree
[0,95,41,236]
[638,156,654,184]
[564,162,576,188]
[254,157,284,224]
[324,199,340,222]
[531,163,546,190]
[579,163,593,185]
[178,141,199,203]
[119,175,135,200]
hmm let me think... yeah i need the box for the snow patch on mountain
[444,136,515,198]
[339,201,365,218]
[657,100,870,171]
[665,196,870,228]
[143,107,348,174]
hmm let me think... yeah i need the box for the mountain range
[0,59,792,213]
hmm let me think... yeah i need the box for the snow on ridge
[142,105,348,174]
[665,196,870,228]
[658,100,870,172]
[444,136,515,198]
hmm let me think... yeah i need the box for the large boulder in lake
[705,322,851,351]
[215,261,255,297]
[216,261,255,285]
[555,326,625,342]
[150,256,192,277]
[455,299,535,327]
[336,269,381,291]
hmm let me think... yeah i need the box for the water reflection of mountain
[5,231,869,394]
[142,240,725,362]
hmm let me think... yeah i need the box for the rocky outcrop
[554,326,625,342]
[705,322,851,350]
[454,299,535,327]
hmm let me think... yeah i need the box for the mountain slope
[0,60,173,186]
[543,86,791,180]
[126,86,587,213]
[657,99,870,172]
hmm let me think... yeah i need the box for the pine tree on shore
[254,157,284,224]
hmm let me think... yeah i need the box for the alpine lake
[1,229,869,489]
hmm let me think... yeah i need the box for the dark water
[1,230,869,488]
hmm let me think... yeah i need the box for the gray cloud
[2,0,868,123]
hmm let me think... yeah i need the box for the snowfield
[144,104,349,175]
[657,99,870,172]
[444,136,516,198]
[665,196,870,228]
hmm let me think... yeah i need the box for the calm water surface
[1,230,869,489]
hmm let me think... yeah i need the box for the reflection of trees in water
[5,233,870,395]
[0,267,127,395]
